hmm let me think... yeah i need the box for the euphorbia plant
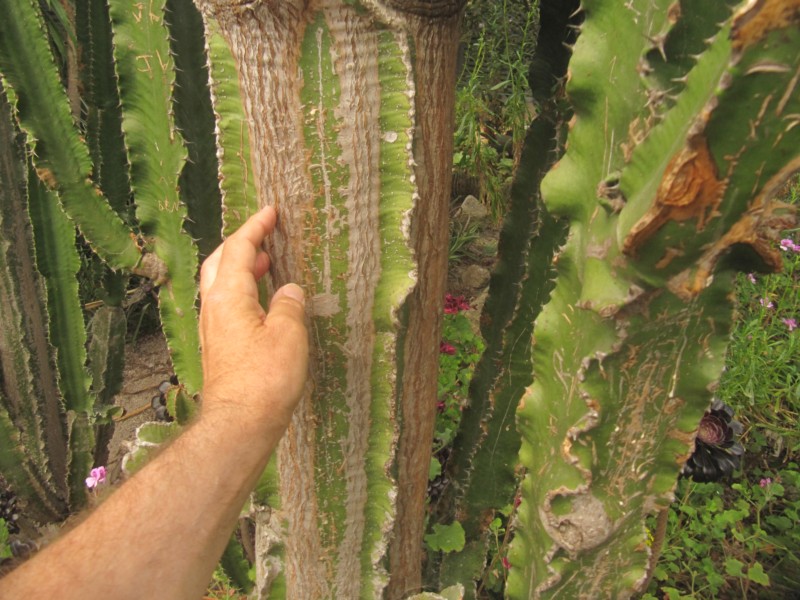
[0,0,797,598]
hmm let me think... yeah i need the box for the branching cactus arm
[109,0,203,395]
[508,0,799,597]
[0,0,144,274]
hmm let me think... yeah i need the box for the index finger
[212,205,277,291]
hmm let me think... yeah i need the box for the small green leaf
[429,457,442,481]
[725,557,744,577]
[0,519,11,560]
[425,521,466,553]
[663,588,686,600]
[746,562,770,586]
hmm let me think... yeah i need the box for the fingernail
[275,283,305,306]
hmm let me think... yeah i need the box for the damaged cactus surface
[508,0,799,597]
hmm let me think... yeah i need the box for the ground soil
[106,332,173,482]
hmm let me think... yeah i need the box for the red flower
[444,294,471,314]
[502,556,511,570]
[439,341,457,355]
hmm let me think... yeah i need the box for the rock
[460,264,490,290]
[469,233,498,257]
[465,288,489,335]
[459,195,489,221]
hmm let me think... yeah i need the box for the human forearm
[0,207,308,599]
[0,408,282,600]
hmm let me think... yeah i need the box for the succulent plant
[682,399,744,483]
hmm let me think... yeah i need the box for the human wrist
[199,387,294,442]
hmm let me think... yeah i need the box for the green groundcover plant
[646,196,800,598]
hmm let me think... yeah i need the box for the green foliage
[448,218,481,263]
[645,468,800,598]
[720,255,800,452]
[205,562,250,599]
[425,521,466,554]
[434,308,485,452]
[453,0,539,215]
[0,518,11,560]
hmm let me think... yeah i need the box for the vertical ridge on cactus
[166,0,223,260]
[109,0,203,396]
[27,161,93,510]
[0,0,143,274]
[0,84,69,522]
[507,0,798,596]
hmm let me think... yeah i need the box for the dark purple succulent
[681,399,744,483]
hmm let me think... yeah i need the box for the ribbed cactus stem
[507,1,799,596]
[0,0,144,273]
[109,0,203,396]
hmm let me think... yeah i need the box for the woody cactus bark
[192,1,463,597]
[503,0,799,597]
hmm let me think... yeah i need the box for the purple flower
[779,238,800,253]
[783,318,797,331]
[85,466,107,489]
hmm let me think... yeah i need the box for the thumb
[269,283,306,314]
[265,283,308,344]
[264,283,309,405]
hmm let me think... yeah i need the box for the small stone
[461,264,490,289]
[465,288,489,335]
[469,234,498,257]
[459,195,489,221]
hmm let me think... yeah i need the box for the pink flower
[760,477,772,488]
[783,318,797,331]
[85,466,107,489]
[760,298,774,309]
[501,556,511,570]
[747,273,756,284]
[779,238,800,253]
[440,341,457,355]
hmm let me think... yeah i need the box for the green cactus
[1,0,796,597]
[167,0,223,260]
[0,0,144,274]
[0,84,68,523]
[502,0,799,596]
[0,0,205,524]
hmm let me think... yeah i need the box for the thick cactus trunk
[193,1,462,597]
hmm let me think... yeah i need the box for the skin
[0,205,309,599]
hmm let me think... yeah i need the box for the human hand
[198,206,308,432]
